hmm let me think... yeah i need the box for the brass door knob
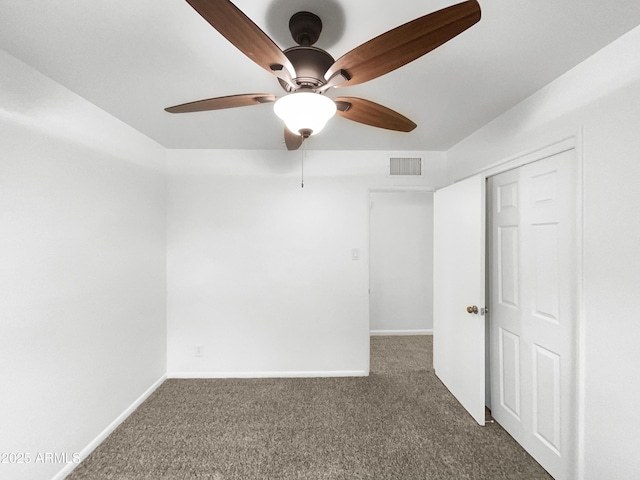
[466,305,479,314]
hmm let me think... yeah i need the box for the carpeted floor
[67,336,552,479]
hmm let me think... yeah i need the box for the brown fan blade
[165,94,276,113]
[335,97,417,132]
[325,0,481,87]
[284,128,304,150]
[185,0,295,81]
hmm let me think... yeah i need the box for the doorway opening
[368,189,434,336]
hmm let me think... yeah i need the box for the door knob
[466,305,479,314]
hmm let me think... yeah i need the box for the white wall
[446,26,640,480]
[0,50,167,480]
[166,150,445,377]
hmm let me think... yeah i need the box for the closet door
[488,149,577,480]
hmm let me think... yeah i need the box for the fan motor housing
[279,46,335,92]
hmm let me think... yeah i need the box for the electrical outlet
[195,345,203,357]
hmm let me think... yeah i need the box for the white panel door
[488,149,577,479]
[433,176,486,425]
[369,191,433,334]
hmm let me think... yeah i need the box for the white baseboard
[370,329,433,336]
[52,374,167,480]
[168,370,368,379]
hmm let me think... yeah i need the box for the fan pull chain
[301,137,307,188]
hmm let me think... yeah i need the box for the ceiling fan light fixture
[165,0,482,149]
[274,92,336,137]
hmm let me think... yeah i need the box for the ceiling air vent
[389,156,422,176]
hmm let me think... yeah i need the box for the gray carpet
[67,336,552,479]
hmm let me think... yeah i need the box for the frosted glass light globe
[273,92,337,136]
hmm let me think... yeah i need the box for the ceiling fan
[165,0,481,150]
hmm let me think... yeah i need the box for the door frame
[460,135,585,479]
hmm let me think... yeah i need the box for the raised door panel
[531,223,560,324]
[499,327,521,419]
[533,344,561,454]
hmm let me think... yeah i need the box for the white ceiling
[2,0,640,151]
